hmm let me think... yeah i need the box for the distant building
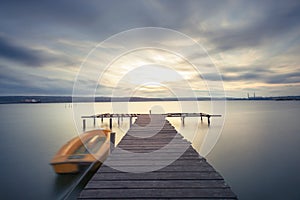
[24,98,41,103]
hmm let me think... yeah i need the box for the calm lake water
[0,101,299,199]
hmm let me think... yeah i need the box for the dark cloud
[0,0,163,41]
[206,0,300,52]
[203,68,300,84]
[0,1,232,43]
[202,72,262,82]
[221,66,273,74]
[266,72,300,84]
[2,0,298,52]
[1,0,299,47]
[223,73,262,82]
[0,34,78,68]
[0,35,44,66]
[0,64,74,95]
[0,72,74,95]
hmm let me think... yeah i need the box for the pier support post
[200,115,203,122]
[93,117,96,127]
[109,117,112,130]
[208,116,210,126]
[181,116,185,126]
[83,119,86,130]
[101,115,103,123]
[110,132,116,153]
[118,116,120,127]
[129,116,132,127]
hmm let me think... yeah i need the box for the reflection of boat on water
[50,129,111,174]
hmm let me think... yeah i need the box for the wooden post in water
[101,115,103,123]
[93,116,96,127]
[109,117,112,130]
[200,115,203,122]
[181,115,185,126]
[117,116,120,127]
[129,116,132,127]
[110,132,116,153]
[83,119,86,130]
[208,116,211,126]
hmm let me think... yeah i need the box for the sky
[0,0,299,98]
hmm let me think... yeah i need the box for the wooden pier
[79,114,237,199]
[81,112,221,130]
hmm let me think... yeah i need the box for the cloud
[0,0,299,96]
[0,64,75,95]
[0,35,45,66]
[204,1,300,52]
[203,66,300,85]
[266,72,300,84]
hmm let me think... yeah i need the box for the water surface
[0,101,299,199]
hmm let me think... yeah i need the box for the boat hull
[50,129,111,174]
[52,163,79,174]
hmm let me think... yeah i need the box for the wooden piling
[83,119,86,130]
[129,116,132,127]
[109,117,112,130]
[181,115,185,126]
[110,132,115,153]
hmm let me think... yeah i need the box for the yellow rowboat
[50,129,111,174]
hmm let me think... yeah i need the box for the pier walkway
[79,114,237,199]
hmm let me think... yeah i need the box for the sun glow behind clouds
[95,48,208,97]
[132,82,173,97]
[125,65,184,86]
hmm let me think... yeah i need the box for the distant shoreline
[0,95,299,104]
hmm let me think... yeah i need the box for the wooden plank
[118,141,190,146]
[85,180,229,189]
[109,151,200,157]
[101,163,208,168]
[109,148,198,153]
[125,133,179,136]
[92,171,223,181]
[103,161,207,167]
[98,163,216,173]
[116,145,190,150]
[79,188,236,199]
[109,149,200,154]
[111,146,199,153]
[118,139,186,144]
[105,155,204,161]
[79,198,236,200]
[129,127,174,129]
[122,134,183,138]
[119,138,186,142]
[97,166,215,173]
[79,198,237,200]
[119,139,188,144]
